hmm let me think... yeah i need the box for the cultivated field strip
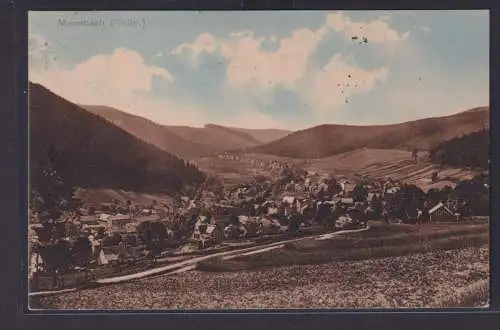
[32,247,489,309]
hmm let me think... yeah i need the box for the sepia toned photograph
[28,10,489,310]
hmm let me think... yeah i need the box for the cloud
[171,33,217,56]
[306,53,389,111]
[29,47,212,127]
[220,27,329,89]
[162,12,407,94]
[30,48,172,104]
[325,12,410,43]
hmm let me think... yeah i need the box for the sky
[28,10,489,130]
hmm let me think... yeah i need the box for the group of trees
[430,129,489,170]
[367,174,490,222]
[30,146,95,288]
[32,236,93,289]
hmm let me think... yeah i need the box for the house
[135,214,161,223]
[428,202,459,222]
[386,187,400,195]
[332,197,354,205]
[80,215,106,232]
[98,247,120,265]
[119,246,145,264]
[98,213,112,222]
[107,214,134,233]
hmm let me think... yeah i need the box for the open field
[31,247,489,309]
[196,222,488,272]
[305,149,482,189]
[31,222,489,309]
[213,149,483,190]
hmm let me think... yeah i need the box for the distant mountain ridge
[81,105,289,159]
[82,105,217,159]
[250,107,489,159]
[210,125,292,144]
[167,123,262,152]
[30,83,205,194]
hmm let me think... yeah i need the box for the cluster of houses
[216,152,290,173]
[30,160,473,278]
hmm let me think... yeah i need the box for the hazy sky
[29,10,489,130]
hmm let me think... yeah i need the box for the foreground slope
[251,107,489,158]
[33,222,488,309]
[30,83,205,194]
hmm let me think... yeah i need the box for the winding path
[29,225,370,298]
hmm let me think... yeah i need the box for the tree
[64,220,78,237]
[287,213,302,232]
[124,234,138,247]
[431,171,439,183]
[389,185,426,222]
[429,130,488,170]
[369,195,383,220]
[101,233,122,247]
[136,221,168,262]
[454,175,489,216]
[39,239,72,288]
[254,175,266,184]
[71,236,92,281]
[326,177,343,196]
[30,145,82,242]
[229,214,241,226]
[352,184,368,203]
[95,227,106,239]
[87,206,96,215]
[412,148,418,162]
[30,146,82,287]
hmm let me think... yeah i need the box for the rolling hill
[166,124,263,151]
[81,105,283,158]
[82,105,218,159]
[30,83,206,195]
[216,126,292,144]
[250,107,489,159]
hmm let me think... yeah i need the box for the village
[28,151,489,292]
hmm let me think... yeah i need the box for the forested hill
[429,129,489,171]
[30,82,206,194]
[250,107,489,158]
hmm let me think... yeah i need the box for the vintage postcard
[28,10,489,310]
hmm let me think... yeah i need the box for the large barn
[428,202,459,222]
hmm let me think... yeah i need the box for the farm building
[428,202,460,222]
[98,247,120,265]
[106,214,134,233]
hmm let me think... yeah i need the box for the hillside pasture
[196,222,489,272]
[303,149,483,187]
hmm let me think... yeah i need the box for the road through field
[29,226,369,298]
